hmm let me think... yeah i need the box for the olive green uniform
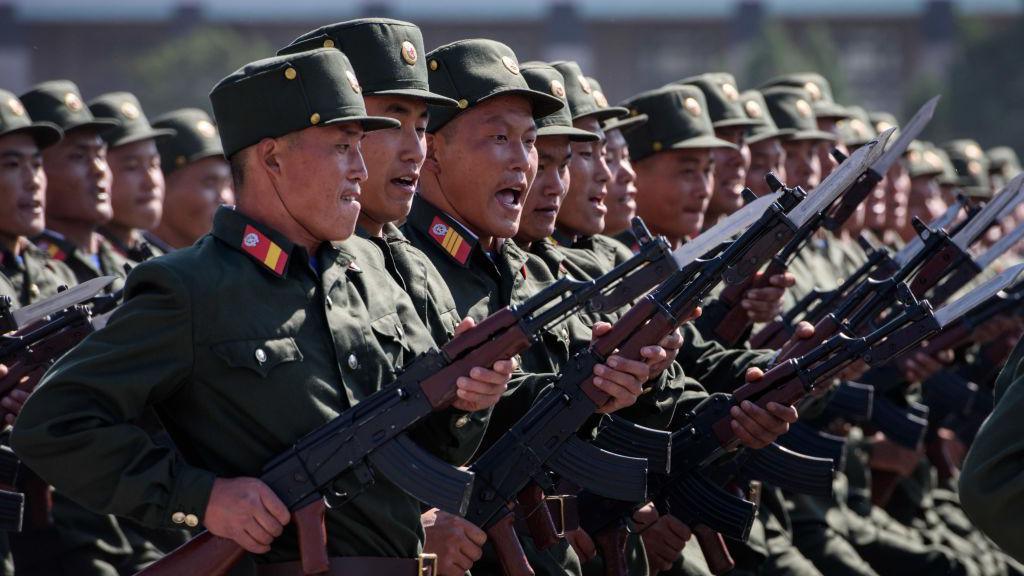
[11,207,475,564]
[34,230,134,292]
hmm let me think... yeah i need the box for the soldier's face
[710,127,749,216]
[907,175,945,235]
[163,156,232,245]
[425,95,537,240]
[781,139,821,191]
[516,135,570,244]
[360,95,428,228]
[884,160,910,232]
[634,148,712,243]
[0,133,46,241]
[602,128,637,237]
[275,123,367,242]
[559,117,610,237]
[42,128,113,227]
[107,138,164,232]
[746,138,784,197]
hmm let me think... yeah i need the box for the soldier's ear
[256,137,284,178]
[423,132,441,176]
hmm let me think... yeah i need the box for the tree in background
[741,21,847,102]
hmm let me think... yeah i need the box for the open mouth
[18,199,42,213]
[496,187,523,210]
[391,174,418,194]
[340,188,361,205]
[588,194,608,213]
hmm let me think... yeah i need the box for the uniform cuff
[164,464,216,529]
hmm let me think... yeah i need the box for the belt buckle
[418,553,438,576]
[545,495,567,537]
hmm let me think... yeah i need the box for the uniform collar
[406,196,481,267]
[549,227,577,248]
[34,229,75,262]
[142,230,176,254]
[211,206,299,278]
[98,228,155,262]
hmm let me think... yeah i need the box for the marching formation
[0,16,1023,576]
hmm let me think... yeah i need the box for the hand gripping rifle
[134,220,689,576]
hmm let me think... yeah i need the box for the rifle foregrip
[594,526,629,576]
[487,513,535,576]
[909,244,959,298]
[693,525,735,575]
[592,298,660,358]
[441,308,518,359]
[423,327,532,408]
[711,361,801,447]
[132,531,245,576]
[517,484,559,551]
[749,319,787,350]
[294,499,329,575]
[777,315,838,363]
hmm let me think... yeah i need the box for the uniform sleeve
[10,260,216,529]
[678,324,770,394]
[959,343,1024,563]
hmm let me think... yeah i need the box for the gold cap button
[652,141,663,152]
[323,39,335,49]
[184,514,199,528]
[429,60,438,71]
[310,113,321,125]
[348,354,359,370]
[284,67,297,80]
[457,99,468,109]
[171,512,186,524]
[254,348,267,364]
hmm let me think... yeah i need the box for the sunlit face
[746,138,784,197]
[635,148,713,242]
[781,139,822,191]
[558,117,610,237]
[710,126,749,215]
[517,135,571,244]
[107,138,165,231]
[0,133,46,240]
[602,127,638,236]
[42,128,113,227]
[906,174,946,238]
[162,155,232,245]
[425,95,537,239]
[359,95,429,227]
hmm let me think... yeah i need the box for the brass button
[310,113,321,125]
[325,296,333,309]
[429,60,438,71]
[323,38,335,49]
[284,67,297,80]
[176,155,187,167]
[184,514,199,528]
[348,354,359,370]
[457,99,468,109]
[454,414,470,429]
[255,348,267,364]
[652,141,663,152]
[171,512,186,525]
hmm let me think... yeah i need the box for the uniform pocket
[210,336,303,378]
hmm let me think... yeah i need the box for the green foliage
[122,27,275,115]
[741,21,845,99]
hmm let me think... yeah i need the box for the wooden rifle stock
[134,531,246,576]
[776,315,840,363]
[715,261,787,346]
[693,525,735,575]
[488,513,534,576]
[594,526,629,576]
[516,484,560,551]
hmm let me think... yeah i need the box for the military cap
[987,146,1022,179]
[151,108,225,175]
[424,39,563,133]
[519,62,598,142]
[868,111,899,136]
[738,90,784,145]
[676,73,758,130]
[0,89,62,149]
[20,80,119,134]
[210,48,399,158]
[620,84,736,163]
[906,143,946,179]
[836,106,877,148]
[761,86,836,142]
[929,145,959,187]
[940,139,991,198]
[587,76,646,134]
[549,61,628,123]
[88,92,175,148]
[759,72,850,120]
[278,18,458,107]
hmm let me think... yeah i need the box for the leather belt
[255,554,437,576]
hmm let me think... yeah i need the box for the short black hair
[229,152,246,192]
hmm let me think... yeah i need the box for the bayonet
[0,276,115,333]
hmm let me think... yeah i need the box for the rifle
[134,219,689,576]
[712,124,897,340]
[713,106,932,346]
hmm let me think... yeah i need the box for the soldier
[587,76,646,239]
[902,145,948,243]
[18,81,130,290]
[739,89,787,198]
[11,48,511,575]
[89,92,175,261]
[987,146,1022,194]
[148,108,233,251]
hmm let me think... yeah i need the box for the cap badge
[6,97,24,117]
[684,97,702,118]
[744,100,762,118]
[550,79,566,99]
[803,82,822,102]
[196,119,216,139]
[965,143,983,159]
[593,91,608,108]
[401,41,418,65]
[967,160,982,175]
[578,75,592,94]
[501,56,520,75]
[795,99,813,119]
[120,101,140,120]
[721,83,739,102]
[345,70,362,94]
[64,92,83,112]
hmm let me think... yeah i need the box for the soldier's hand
[647,328,685,378]
[422,508,486,575]
[565,528,597,563]
[452,317,513,412]
[591,323,652,414]
[897,349,951,383]
[636,508,691,574]
[730,368,799,448]
[204,477,290,554]
[741,272,795,323]
[2,389,30,426]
